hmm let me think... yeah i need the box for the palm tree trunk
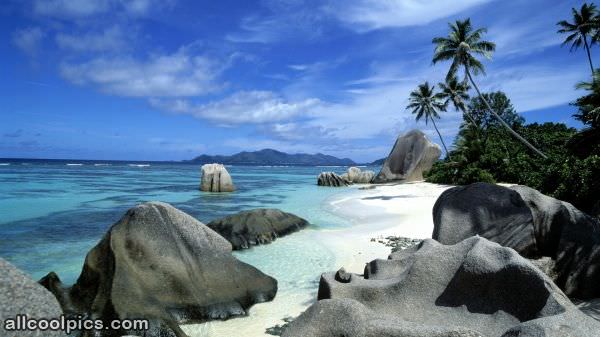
[465,68,548,159]
[461,106,477,125]
[430,116,450,158]
[584,35,595,76]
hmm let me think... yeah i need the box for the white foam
[0,163,10,166]
[66,163,83,166]
[128,164,150,167]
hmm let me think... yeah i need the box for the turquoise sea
[0,160,376,296]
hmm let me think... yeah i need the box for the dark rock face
[283,237,600,337]
[1,258,66,337]
[317,172,350,187]
[433,182,600,299]
[207,208,309,250]
[432,182,538,255]
[373,129,441,183]
[40,202,277,337]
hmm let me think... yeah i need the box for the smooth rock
[433,182,600,299]
[284,237,600,337]
[317,172,350,187]
[200,163,235,192]
[207,208,309,250]
[432,182,538,255]
[40,202,277,337]
[1,258,65,337]
[373,129,441,183]
[343,167,375,184]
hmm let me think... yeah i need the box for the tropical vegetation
[408,3,600,217]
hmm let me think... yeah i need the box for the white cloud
[32,0,111,18]
[31,0,168,18]
[327,0,492,31]
[60,47,224,97]
[12,27,45,56]
[55,26,127,52]
[150,91,320,125]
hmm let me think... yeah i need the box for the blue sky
[0,0,594,162]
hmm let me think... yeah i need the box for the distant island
[187,149,359,166]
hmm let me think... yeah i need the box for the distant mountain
[369,158,386,166]
[188,149,356,166]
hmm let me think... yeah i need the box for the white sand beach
[185,181,452,337]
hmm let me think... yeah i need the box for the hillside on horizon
[187,148,362,166]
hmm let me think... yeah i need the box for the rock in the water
[433,182,600,299]
[343,167,375,184]
[207,208,309,250]
[200,163,235,192]
[40,202,277,337]
[317,172,350,187]
[1,258,65,337]
[373,129,441,183]
[284,237,600,337]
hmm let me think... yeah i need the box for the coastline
[185,181,452,337]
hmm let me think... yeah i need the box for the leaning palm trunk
[461,106,478,126]
[430,116,450,158]
[584,35,595,75]
[465,68,548,159]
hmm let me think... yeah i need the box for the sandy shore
[184,181,452,336]
[321,181,453,272]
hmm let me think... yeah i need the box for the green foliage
[425,90,599,215]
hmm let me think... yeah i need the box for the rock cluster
[317,172,350,187]
[341,167,375,184]
[283,237,600,337]
[207,208,309,250]
[433,182,600,299]
[1,258,65,337]
[200,163,235,192]
[373,129,441,183]
[40,202,277,337]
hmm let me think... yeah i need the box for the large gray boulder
[341,167,375,184]
[317,172,350,187]
[207,208,309,250]
[433,182,600,299]
[432,182,538,255]
[39,202,277,337]
[373,129,441,183]
[283,237,600,337]
[1,258,65,337]
[200,163,235,192]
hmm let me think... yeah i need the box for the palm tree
[407,82,450,156]
[574,69,600,128]
[432,18,548,159]
[558,3,598,75]
[437,75,477,125]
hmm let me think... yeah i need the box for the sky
[0,0,595,162]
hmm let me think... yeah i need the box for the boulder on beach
[207,208,309,250]
[39,202,277,337]
[317,172,350,187]
[200,163,235,192]
[433,182,600,299]
[373,129,441,183]
[341,167,375,184]
[283,237,600,337]
[1,258,66,337]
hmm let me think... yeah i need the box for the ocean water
[0,160,376,313]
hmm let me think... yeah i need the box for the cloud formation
[60,47,225,97]
[12,27,45,56]
[150,91,321,125]
[327,0,492,31]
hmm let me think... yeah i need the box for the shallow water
[0,161,377,333]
